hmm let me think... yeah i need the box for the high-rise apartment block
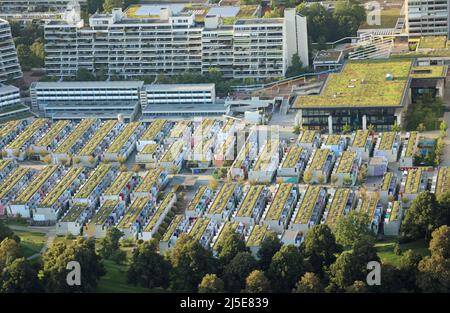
[405,0,450,37]
[0,18,22,83]
[44,5,309,80]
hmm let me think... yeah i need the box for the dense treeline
[1,187,450,293]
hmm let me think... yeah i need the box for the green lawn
[96,259,151,293]
[375,237,429,267]
[14,230,47,258]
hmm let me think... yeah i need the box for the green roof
[418,36,448,49]
[410,66,447,79]
[294,59,413,109]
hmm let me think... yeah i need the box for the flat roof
[294,59,413,109]
[145,83,215,92]
[0,83,19,94]
[143,103,225,113]
[313,50,343,63]
[32,81,144,89]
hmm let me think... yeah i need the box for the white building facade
[406,0,450,37]
[0,18,22,83]
[44,7,309,80]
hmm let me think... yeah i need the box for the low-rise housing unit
[205,183,242,221]
[233,185,269,225]
[87,199,125,238]
[248,139,280,183]
[356,193,383,234]
[188,217,220,249]
[432,167,450,197]
[400,131,420,167]
[297,130,320,149]
[384,201,403,236]
[289,185,327,233]
[245,224,270,258]
[304,148,335,184]
[117,196,154,239]
[185,186,213,218]
[321,188,356,228]
[133,168,168,198]
[374,131,401,162]
[262,183,298,233]
[400,167,429,205]
[57,202,90,236]
[160,214,190,253]
[380,172,398,204]
[277,146,310,183]
[321,134,347,157]
[331,151,360,186]
[103,171,135,202]
[141,192,176,240]
[349,130,374,161]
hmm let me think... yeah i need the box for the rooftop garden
[418,36,448,50]
[352,130,369,148]
[55,119,96,154]
[246,224,268,247]
[358,194,379,221]
[12,165,59,205]
[144,192,175,233]
[294,59,413,109]
[140,143,158,155]
[410,66,447,79]
[309,149,331,171]
[233,141,252,169]
[105,172,133,196]
[404,168,423,194]
[75,164,111,199]
[36,120,69,147]
[237,185,264,217]
[208,183,235,215]
[60,203,89,223]
[404,132,418,157]
[298,130,317,143]
[281,146,303,169]
[193,119,215,138]
[162,215,184,242]
[294,186,321,225]
[7,119,47,150]
[187,186,207,212]
[336,151,356,174]
[0,167,30,198]
[325,134,341,146]
[39,168,83,208]
[161,140,184,163]
[435,167,450,196]
[189,217,210,242]
[0,120,20,138]
[91,200,118,226]
[142,119,167,141]
[222,5,259,25]
[378,131,396,150]
[0,159,11,171]
[381,172,393,190]
[78,120,117,156]
[106,122,140,154]
[117,196,149,229]
[253,139,279,171]
[135,168,162,193]
[387,201,401,222]
[169,121,190,138]
[266,183,293,221]
[216,135,235,156]
[325,188,351,227]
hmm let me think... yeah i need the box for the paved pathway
[8,224,56,260]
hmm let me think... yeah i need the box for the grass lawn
[14,230,47,258]
[96,259,151,293]
[3,217,29,226]
[375,236,429,267]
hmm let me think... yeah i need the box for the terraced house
[44,5,308,80]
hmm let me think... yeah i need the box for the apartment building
[405,0,450,37]
[0,84,30,121]
[0,0,87,13]
[30,81,145,121]
[44,6,309,80]
[0,19,22,83]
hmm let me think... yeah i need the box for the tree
[0,221,18,244]
[75,68,96,81]
[436,191,450,226]
[293,272,324,293]
[302,224,342,276]
[198,274,224,293]
[391,122,401,132]
[332,0,366,39]
[303,170,312,184]
[328,251,363,290]
[244,270,271,293]
[0,258,41,293]
[0,238,20,270]
[87,0,104,14]
[345,280,368,293]
[342,123,351,134]
[401,191,445,241]
[429,225,450,258]
[416,254,450,292]
[440,121,448,137]
[267,245,307,292]
[98,227,123,260]
[285,53,306,78]
[127,240,171,289]
[222,252,257,292]
[169,234,218,292]
[41,238,105,292]
[416,123,426,132]
[103,0,124,13]
[30,39,45,67]
[16,44,33,70]
[334,211,374,247]
[217,231,247,265]
[397,249,422,292]
[257,231,282,270]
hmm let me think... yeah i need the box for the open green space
[375,237,429,267]
[14,230,46,258]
